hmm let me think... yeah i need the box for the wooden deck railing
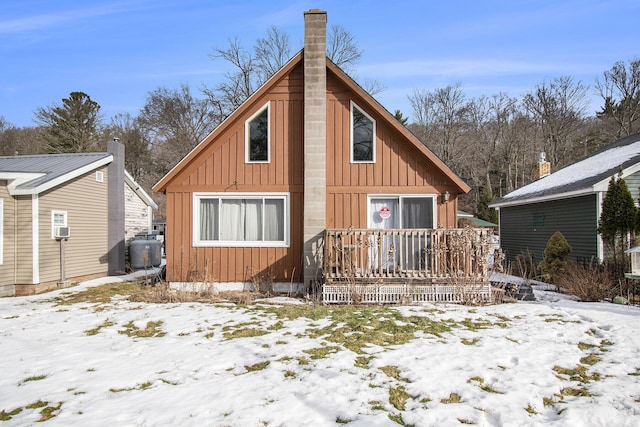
[324,228,492,284]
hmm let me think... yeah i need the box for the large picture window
[194,193,288,247]
[351,101,375,163]
[245,102,270,163]
[369,196,435,229]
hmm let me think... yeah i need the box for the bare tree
[409,83,469,169]
[522,76,588,169]
[138,84,222,172]
[596,58,640,138]
[326,24,363,70]
[254,26,292,84]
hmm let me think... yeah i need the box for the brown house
[154,10,484,301]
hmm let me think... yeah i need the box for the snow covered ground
[1,276,639,426]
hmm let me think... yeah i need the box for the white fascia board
[489,187,595,208]
[124,170,158,209]
[9,156,113,196]
[593,162,640,192]
[0,173,46,195]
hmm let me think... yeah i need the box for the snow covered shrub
[539,231,572,284]
[558,259,613,302]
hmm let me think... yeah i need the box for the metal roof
[0,152,112,195]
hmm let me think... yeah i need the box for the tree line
[1,24,639,219]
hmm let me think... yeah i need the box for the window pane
[53,212,66,226]
[199,199,219,241]
[353,106,373,161]
[264,199,284,241]
[220,199,262,241]
[249,108,268,161]
[402,198,433,228]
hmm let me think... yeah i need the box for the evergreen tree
[539,231,572,284]
[477,185,498,224]
[34,91,102,153]
[597,172,637,272]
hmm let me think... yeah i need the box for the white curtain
[244,199,261,241]
[264,199,284,241]
[220,199,261,241]
[369,198,399,229]
[200,199,218,240]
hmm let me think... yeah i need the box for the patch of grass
[20,374,47,385]
[440,393,461,404]
[369,400,385,411]
[355,356,373,369]
[3,315,19,319]
[25,400,48,409]
[267,320,285,331]
[245,361,270,372]
[204,332,215,339]
[336,416,351,424]
[628,367,640,376]
[119,320,166,338]
[222,327,268,340]
[0,407,23,421]
[542,396,556,407]
[388,412,413,426]
[37,402,62,422]
[552,365,601,383]
[525,403,537,414]
[461,337,480,346]
[468,376,504,394]
[84,319,114,336]
[505,337,519,343]
[559,387,593,397]
[580,354,600,366]
[458,418,475,425]
[389,385,410,411]
[54,282,146,305]
[303,345,341,360]
[284,370,296,379]
[110,381,153,392]
[577,341,598,351]
[381,365,408,382]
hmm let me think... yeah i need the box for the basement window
[193,192,289,247]
[245,102,270,163]
[351,101,376,163]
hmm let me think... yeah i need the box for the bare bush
[558,260,613,302]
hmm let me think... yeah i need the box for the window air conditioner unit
[54,226,71,239]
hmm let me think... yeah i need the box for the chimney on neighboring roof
[534,151,551,180]
[303,9,327,289]
[107,138,126,275]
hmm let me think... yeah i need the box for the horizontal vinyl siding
[0,183,16,287]
[38,166,108,283]
[125,183,151,243]
[15,195,33,283]
[499,194,598,264]
[165,65,304,284]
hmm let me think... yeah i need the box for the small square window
[52,210,67,239]
[96,171,104,182]
[246,102,270,163]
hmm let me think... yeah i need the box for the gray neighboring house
[490,132,640,265]
[0,140,157,296]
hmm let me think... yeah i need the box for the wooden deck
[323,228,497,304]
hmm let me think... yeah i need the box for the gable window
[351,102,376,163]
[194,193,288,247]
[246,102,270,163]
[51,210,67,239]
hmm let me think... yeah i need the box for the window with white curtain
[369,196,435,229]
[194,193,288,247]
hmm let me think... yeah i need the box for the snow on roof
[492,134,640,206]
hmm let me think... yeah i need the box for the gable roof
[490,132,640,208]
[125,170,158,209]
[0,152,112,196]
[153,51,470,194]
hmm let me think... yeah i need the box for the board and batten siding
[325,72,459,229]
[0,182,16,295]
[37,167,109,284]
[164,65,305,284]
[499,194,598,264]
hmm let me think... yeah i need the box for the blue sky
[1,0,638,128]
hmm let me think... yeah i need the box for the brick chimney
[303,9,327,288]
[534,151,551,180]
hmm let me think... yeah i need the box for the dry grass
[128,282,263,305]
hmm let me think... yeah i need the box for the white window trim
[193,192,289,247]
[367,194,437,228]
[245,101,271,164]
[350,101,376,164]
[96,171,104,183]
[51,210,68,239]
[0,199,3,265]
